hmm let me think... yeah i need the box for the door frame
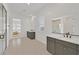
[0,4,7,54]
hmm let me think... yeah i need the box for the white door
[0,4,7,54]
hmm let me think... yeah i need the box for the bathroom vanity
[47,34,79,55]
[27,31,35,39]
[47,16,79,55]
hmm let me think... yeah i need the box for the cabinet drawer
[56,39,77,49]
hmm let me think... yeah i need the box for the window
[12,18,21,33]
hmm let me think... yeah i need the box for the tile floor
[4,37,51,55]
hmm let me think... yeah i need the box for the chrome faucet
[64,32,71,38]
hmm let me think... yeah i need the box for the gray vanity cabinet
[27,31,35,39]
[47,37,55,54]
[47,36,78,55]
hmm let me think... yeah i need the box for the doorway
[0,4,7,54]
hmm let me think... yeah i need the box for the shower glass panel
[0,4,7,54]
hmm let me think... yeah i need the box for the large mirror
[52,16,79,36]
[52,19,61,33]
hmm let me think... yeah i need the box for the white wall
[21,17,31,38]
[21,16,36,38]
[35,4,79,45]
[35,16,47,44]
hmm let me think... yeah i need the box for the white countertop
[47,33,79,45]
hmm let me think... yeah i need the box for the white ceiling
[4,3,45,18]
[4,3,57,19]
[4,3,79,19]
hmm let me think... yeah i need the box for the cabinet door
[55,42,64,55]
[47,37,55,54]
[77,45,79,54]
[63,46,77,55]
